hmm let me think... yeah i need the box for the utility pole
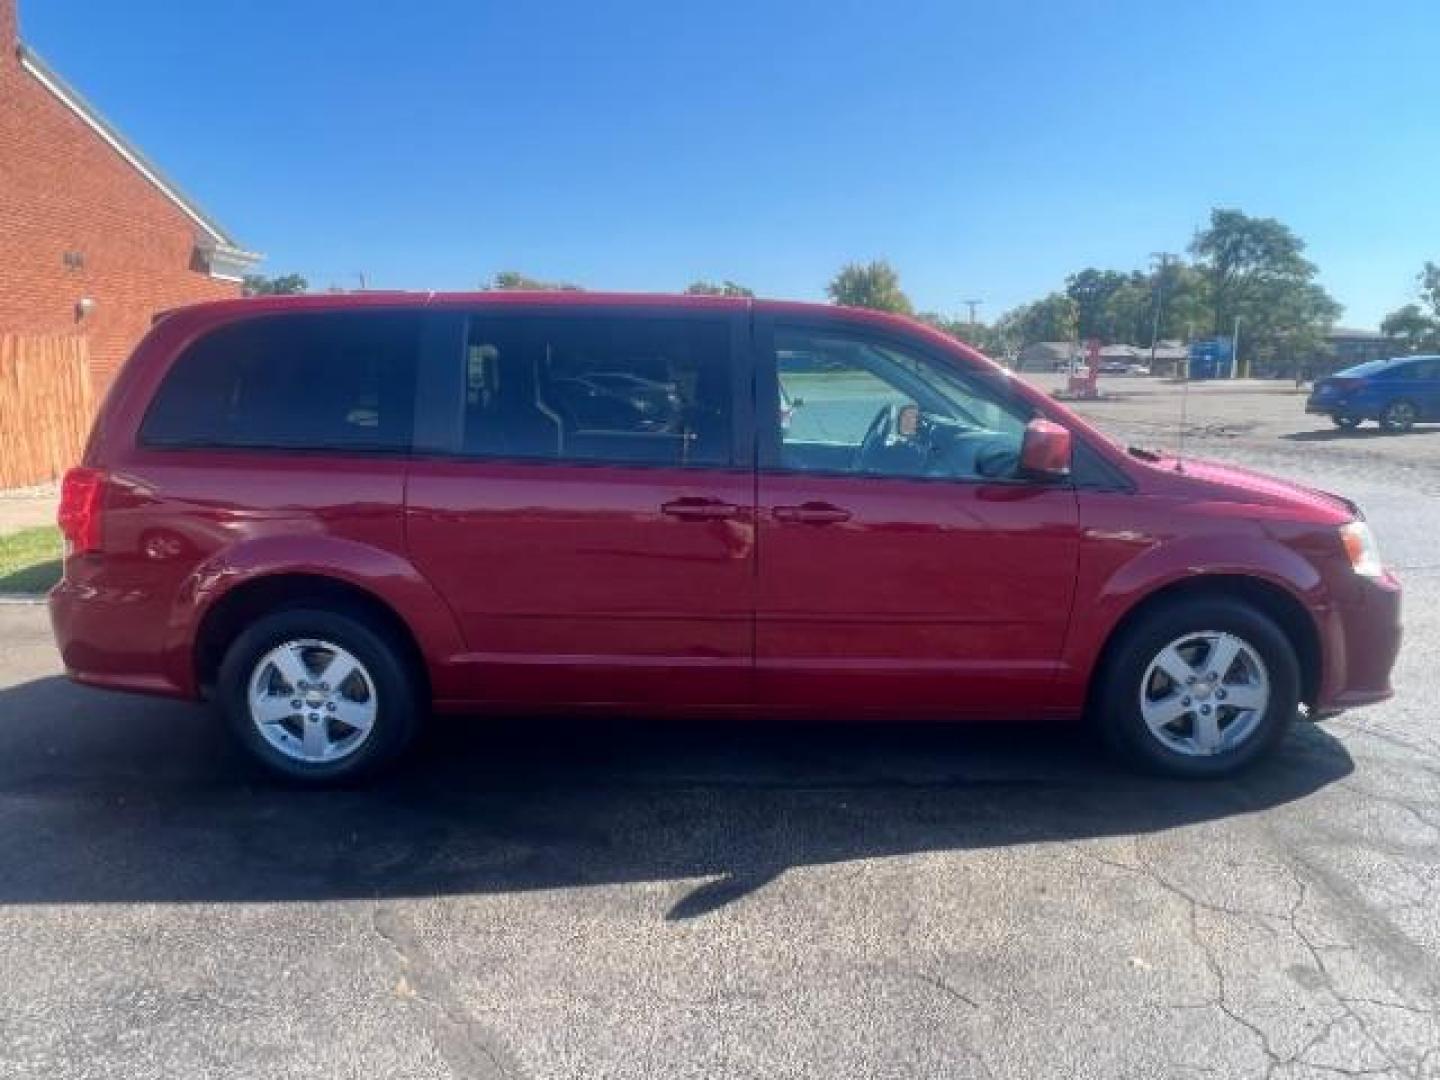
[1148,252,1175,371]
[1233,315,1241,379]
[962,298,983,326]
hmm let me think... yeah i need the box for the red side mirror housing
[1019,419,1072,479]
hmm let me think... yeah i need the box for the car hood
[1147,455,1358,525]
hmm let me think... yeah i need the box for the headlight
[1340,521,1383,577]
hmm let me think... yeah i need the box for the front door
[754,317,1081,715]
[1408,358,1440,419]
[406,306,755,707]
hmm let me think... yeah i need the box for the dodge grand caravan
[50,292,1402,783]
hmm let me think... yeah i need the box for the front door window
[772,329,1033,481]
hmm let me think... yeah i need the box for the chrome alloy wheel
[247,638,378,764]
[1138,631,1270,757]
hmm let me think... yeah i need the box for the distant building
[1325,328,1390,371]
[0,0,258,388]
[1017,339,1190,375]
[1098,344,1143,362]
[1144,341,1190,377]
[1016,341,1080,372]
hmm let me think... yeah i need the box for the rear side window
[458,314,735,467]
[141,312,418,452]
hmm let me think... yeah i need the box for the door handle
[661,497,744,521]
[772,502,853,525]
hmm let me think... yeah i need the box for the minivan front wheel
[218,608,421,783]
[1095,599,1300,778]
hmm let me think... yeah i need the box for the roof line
[17,43,247,250]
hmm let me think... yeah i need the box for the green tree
[1065,268,1130,341]
[826,260,913,314]
[1382,263,1440,353]
[1065,262,1206,346]
[1189,209,1340,375]
[242,273,307,296]
[1101,276,1153,345]
[684,280,754,297]
[998,292,1078,346]
[968,322,1011,359]
[1263,282,1342,374]
[1382,303,1439,354]
[1153,262,1207,343]
[917,312,1007,357]
[489,270,582,291]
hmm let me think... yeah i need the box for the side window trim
[753,311,785,471]
[413,311,467,456]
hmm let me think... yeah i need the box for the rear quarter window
[140,312,419,453]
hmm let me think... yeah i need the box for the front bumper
[1316,570,1402,714]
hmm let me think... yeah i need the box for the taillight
[57,467,105,555]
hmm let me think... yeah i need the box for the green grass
[0,525,63,594]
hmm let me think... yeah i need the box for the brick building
[0,0,257,389]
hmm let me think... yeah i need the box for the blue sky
[22,0,1440,328]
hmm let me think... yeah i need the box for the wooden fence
[0,334,94,489]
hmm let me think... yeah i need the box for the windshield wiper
[1126,444,1163,462]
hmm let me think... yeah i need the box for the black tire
[1094,598,1300,779]
[1331,413,1361,431]
[217,607,422,784]
[1379,399,1418,433]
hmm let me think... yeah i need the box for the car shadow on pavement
[0,676,1354,919]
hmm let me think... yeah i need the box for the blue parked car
[1306,355,1440,432]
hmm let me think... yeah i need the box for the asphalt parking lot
[2,377,1438,1079]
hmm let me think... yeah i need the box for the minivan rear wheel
[217,608,421,783]
[1380,399,1418,432]
[1095,598,1300,778]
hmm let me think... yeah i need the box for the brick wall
[0,0,241,389]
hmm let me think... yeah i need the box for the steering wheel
[855,403,898,471]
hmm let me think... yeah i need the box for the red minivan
[50,293,1402,783]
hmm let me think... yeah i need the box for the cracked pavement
[1,377,1438,1078]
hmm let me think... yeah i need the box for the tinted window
[1336,358,1396,378]
[142,313,418,452]
[459,314,734,467]
[1371,359,1436,380]
[772,328,1033,481]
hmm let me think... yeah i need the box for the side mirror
[1019,419,1072,479]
